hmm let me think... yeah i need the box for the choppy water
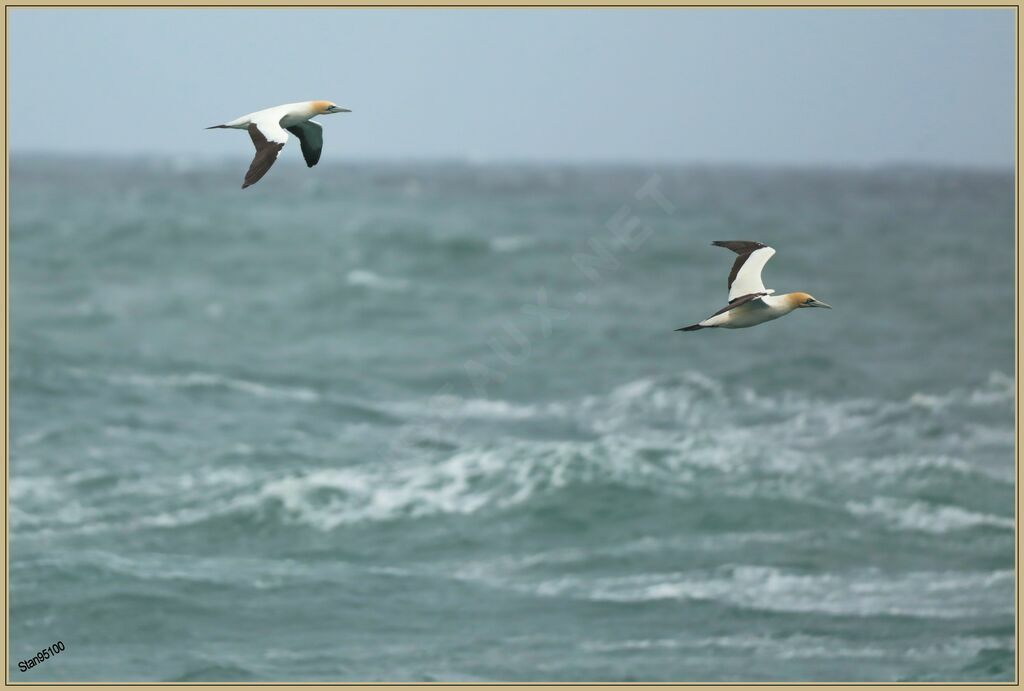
[9,157,1016,681]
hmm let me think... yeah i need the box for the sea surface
[8,156,1017,682]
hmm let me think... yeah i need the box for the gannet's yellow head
[787,291,832,309]
[313,101,351,115]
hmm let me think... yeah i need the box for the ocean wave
[381,369,1015,486]
[907,371,1014,410]
[9,475,112,532]
[845,497,1013,533]
[141,442,589,531]
[449,531,813,583]
[11,369,1013,538]
[579,633,890,658]
[119,429,713,532]
[905,636,1016,661]
[103,370,321,402]
[384,394,567,421]
[166,663,258,683]
[122,436,1010,536]
[21,549,368,592]
[582,370,1010,445]
[838,453,1012,484]
[10,476,62,502]
[489,235,537,253]
[474,566,1013,619]
[345,269,409,292]
[578,633,1012,661]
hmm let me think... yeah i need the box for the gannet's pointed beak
[329,105,351,113]
[807,299,831,309]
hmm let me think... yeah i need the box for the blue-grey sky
[8,9,1015,166]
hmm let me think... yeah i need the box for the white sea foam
[820,453,1014,488]
[846,497,1013,533]
[385,395,565,422]
[107,371,320,402]
[346,269,409,292]
[908,370,1014,411]
[30,549,361,590]
[490,236,536,253]
[579,633,1012,660]
[483,566,1013,619]
[10,476,61,502]
[904,635,1016,660]
[451,531,809,582]
[15,369,1014,540]
[131,432,691,531]
[255,442,583,530]
[579,634,890,659]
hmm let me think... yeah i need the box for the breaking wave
[13,370,1013,538]
[464,565,1013,619]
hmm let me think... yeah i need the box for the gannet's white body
[678,241,830,332]
[207,100,351,189]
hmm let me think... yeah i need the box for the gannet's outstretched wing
[286,121,324,168]
[712,240,776,302]
[242,118,289,189]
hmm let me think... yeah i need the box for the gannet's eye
[805,298,814,304]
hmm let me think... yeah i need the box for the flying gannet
[677,241,830,332]
[206,100,351,189]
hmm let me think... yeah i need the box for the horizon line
[8,150,1015,174]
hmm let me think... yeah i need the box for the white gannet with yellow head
[206,100,351,189]
[677,241,831,332]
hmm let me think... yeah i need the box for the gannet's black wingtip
[676,324,705,332]
[712,240,768,253]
